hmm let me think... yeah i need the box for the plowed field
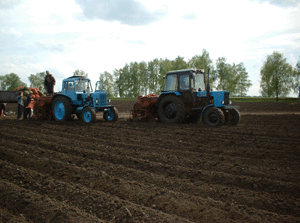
[0,101,300,222]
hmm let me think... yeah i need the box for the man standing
[44,70,56,96]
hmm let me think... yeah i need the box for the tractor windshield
[75,79,91,93]
[193,72,206,92]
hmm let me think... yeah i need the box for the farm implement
[130,69,240,127]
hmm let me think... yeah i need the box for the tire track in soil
[2,128,299,196]
[0,147,218,222]
[0,147,296,223]
[1,113,300,222]
[4,117,299,163]
[2,122,299,184]
[0,179,105,223]
[0,161,192,223]
[1,132,298,220]
[2,135,299,220]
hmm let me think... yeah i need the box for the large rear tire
[103,107,118,122]
[158,95,185,124]
[224,108,240,126]
[81,106,96,123]
[52,96,72,122]
[202,107,225,127]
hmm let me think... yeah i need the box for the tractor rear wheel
[158,95,185,124]
[224,108,240,126]
[52,96,72,122]
[103,107,118,122]
[81,106,96,123]
[202,107,225,127]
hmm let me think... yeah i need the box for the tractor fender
[157,92,181,104]
[75,105,96,115]
[200,104,214,118]
[51,94,71,104]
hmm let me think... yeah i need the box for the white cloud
[259,33,300,48]
[35,41,65,52]
[1,28,23,37]
[0,0,24,9]
[74,0,168,26]
[248,0,300,8]
[182,11,197,20]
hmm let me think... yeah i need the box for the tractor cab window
[165,74,178,91]
[75,79,89,93]
[64,81,75,91]
[179,74,190,91]
[194,73,206,92]
[95,81,104,91]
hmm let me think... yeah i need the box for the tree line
[101,49,252,97]
[1,50,299,99]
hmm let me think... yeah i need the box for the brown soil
[0,101,300,222]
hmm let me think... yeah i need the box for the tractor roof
[166,69,201,75]
[64,76,90,81]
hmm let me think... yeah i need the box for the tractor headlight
[107,99,111,104]
[95,99,99,105]
[222,100,231,105]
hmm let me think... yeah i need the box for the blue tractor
[156,69,240,126]
[52,76,118,123]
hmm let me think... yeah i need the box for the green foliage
[188,49,217,89]
[171,56,188,70]
[0,73,27,91]
[260,51,293,100]
[73,69,88,77]
[292,58,300,94]
[99,71,115,98]
[233,63,252,97]
[216,57,237,93]
[215,58,252,96]
[28,72,46,92]
[114,58,176,97]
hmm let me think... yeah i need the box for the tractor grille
[100,94,107,105]
[224,92,229,105]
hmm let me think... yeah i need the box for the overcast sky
[1,0,299,96]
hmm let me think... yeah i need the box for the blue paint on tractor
[52,76,118,122]
[155,69,239,126]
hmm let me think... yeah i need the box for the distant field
[230,97,299,103]
[111,96,300,103]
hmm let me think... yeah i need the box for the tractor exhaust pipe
[207,68,210,97]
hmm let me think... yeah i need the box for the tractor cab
[164,69,206,93]
[61,76,92,104]
[163,69,208,107]
[51,75,118,123]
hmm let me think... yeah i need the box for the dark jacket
[44,74,56,87]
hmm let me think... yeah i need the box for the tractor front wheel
[81,106,96,123]
[158,95,185,124]
[103,107,118,122]
[52,96,72,122]
[202,107,225,127]
[224,108,240,126]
